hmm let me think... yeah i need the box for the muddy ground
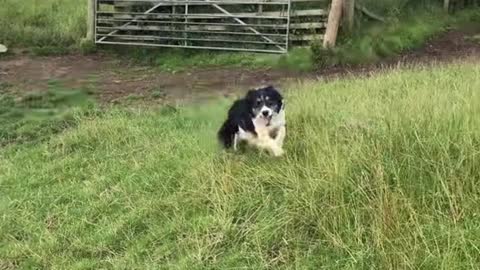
[1,28,480,104]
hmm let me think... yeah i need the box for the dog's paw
[272,148,285,157]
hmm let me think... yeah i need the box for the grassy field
[0,0,312,71]
[2,62,480,269]
[0,82,95,146]
[3,0,479,71]
[0,0,86,48]
[313,8,480,67]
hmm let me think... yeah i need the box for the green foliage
[31,46,73,56]
[0,0,86,48]
[0,0,314,71]
[276,47,314,72]
[2,63,480,268]
[358,0,441,17]
[79,39,98,54]
[109,47,269,72]
[0,0,311,71]
[107,46,314,72]
[359,0,409,17]
[0,84,95,146]
[312,8,480,68]
[1,0,478,72]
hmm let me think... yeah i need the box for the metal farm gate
[94,0,327,53]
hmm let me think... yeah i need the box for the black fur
[218,86,283,149]
[259,86,283,113]
[217,99,257,148]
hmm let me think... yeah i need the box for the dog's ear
[245,89,257,103]
[264,86,284,112]
[265,86,283,101]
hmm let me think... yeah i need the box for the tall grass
[112,47,313,72]
[0,0,86,48]
[313,8,480,67]
[2,62,480,269]
[0,83,95,146]
[2,0,475,71]
[0,0,312,71]
[358,0,440,16]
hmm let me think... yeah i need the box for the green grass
[0,0,86,49]
[0,0,313,71]
[313,8,480,67]
[106,46,314,73]
[82,43,313,72]
[357,0,438,17]
[110,47,275,72]
[3,0,477,72]
[2,62,480,269]
[143,4,472,71]
[0,83,95,146]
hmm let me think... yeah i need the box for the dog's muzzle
[262,114,273,126]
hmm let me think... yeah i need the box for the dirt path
[0,53,301,103]
[318,28,480,78]
[1,28,480,104]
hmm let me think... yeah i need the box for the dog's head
[245,86,284,121]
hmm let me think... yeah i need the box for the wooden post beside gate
[323,0,344,48]
[86,0,95,42]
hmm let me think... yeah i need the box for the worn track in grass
[1,28,480,104]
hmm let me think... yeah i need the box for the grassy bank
[2,62,480,268]
[313,8,480,67]
[1,0,478,71]
[0,0,311,71]
[0,0,86,49]
[0,83,95,146]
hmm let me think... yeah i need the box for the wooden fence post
[86,0,95,42]
[444,0,450,12]
[343,0,355,32]
[323,0,344,48]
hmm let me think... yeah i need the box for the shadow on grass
[0,83,97,146]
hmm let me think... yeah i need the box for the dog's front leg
[271,141,285,157]
[260,139,284,157]
[233,134,239,151]
[270,146,284,157]
[274,125,286,150]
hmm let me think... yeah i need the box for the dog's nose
[262,111,269,117]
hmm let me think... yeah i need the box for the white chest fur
[253,109,285,135]
[250,109,286,156]
[236,109,286,156]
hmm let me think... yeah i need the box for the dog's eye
[256,100,262,106]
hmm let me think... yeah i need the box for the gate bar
[95,0,291,53]
[98,0,173,42]
[204,0,285,51]
[97,40,287,53]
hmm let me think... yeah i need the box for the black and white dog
[218,86,286,156]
